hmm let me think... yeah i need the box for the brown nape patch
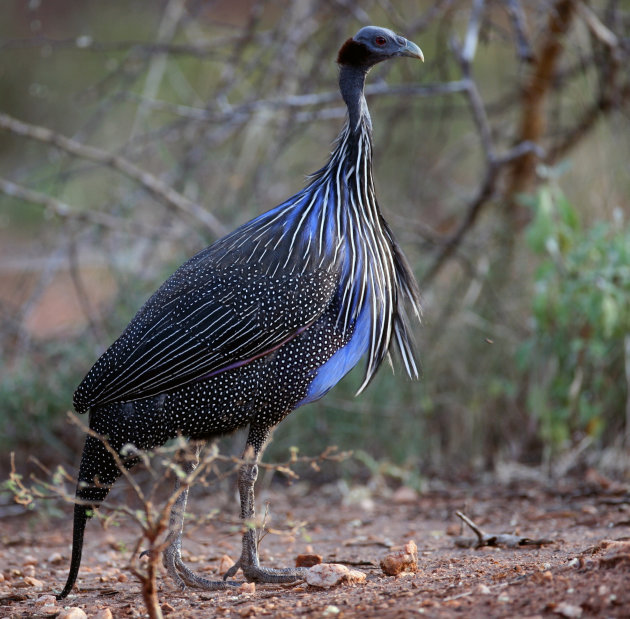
[337,38,370,66]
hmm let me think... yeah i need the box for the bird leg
[162,443,239,590]
[224,441,307,584]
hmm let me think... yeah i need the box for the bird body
[58,26,423,599]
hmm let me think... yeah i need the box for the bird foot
[163,543,240,591]
[224,558,307,584]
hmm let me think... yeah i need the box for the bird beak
[400,39,424,62]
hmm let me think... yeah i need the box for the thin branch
[121,81,470,124]
[505,0,534,62]
[0,177,156,233]
[0,35,234,59]
[0,112,226,236]
[575,0,619,48]
[505,0,576,208]
[460,0,485,67]
[421,141,544,287]
[548,83,630,161]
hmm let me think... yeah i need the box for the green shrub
[521,178,630,448]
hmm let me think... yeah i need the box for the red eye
[375,36,387,46]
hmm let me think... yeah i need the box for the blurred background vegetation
[1,0,629,485]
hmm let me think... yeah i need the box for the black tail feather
[57,432,122,599]
[57,503,89,600]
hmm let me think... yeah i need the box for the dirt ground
[2,470,630,618]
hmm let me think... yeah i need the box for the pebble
[305,563,366,588]
[23,555,38,566]
[295,553,322,568]
[392,486,419,504]
[554,602,583,618]
[57,608,88,619]
[48,552,64,564]
[345,568,366,584]
[306,564,349,588]
[239,582,256,594]
[380,540,418,576]
[218,554,235,575]
[35,595,57,606]
[23,576,44,588]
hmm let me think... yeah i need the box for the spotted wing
[74,254,337,413]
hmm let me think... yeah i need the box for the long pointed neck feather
[212,70,420,387]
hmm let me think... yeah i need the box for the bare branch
[421,141,544,287]
[0,112,226,236]
[0,177,157,233]
[0,35,233,59]
[505,0,534,62]
[460,0,485,67]
[575,0,619,48]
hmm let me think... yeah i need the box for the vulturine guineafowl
[57,26,423,599]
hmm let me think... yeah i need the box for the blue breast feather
[298,304,371,406]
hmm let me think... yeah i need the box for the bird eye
[375,36,387,46]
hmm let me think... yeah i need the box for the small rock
[380,540,418,576]
[161,602,176,614]
[238,606,262,618]
[476,584,491,595]
[48,552,64,564]
[23,565,36,578]
[23,576,44,588]
[218,554,235,575]
[35,595,57,606]
[322,606,340,616]
[57,608,88,619]
[392,486,419,504]
[93,610,114,619]
[554,602,583,618]
[23,555,38,566]
[117,572,128,583]
[306,564,349,588]
[497,593,511,603]
[239,582,256,594]
[296,553,322,568]
[345,569,366,584]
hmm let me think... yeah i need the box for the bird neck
[339,65,372,133]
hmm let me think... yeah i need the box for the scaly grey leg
[224,433,307,584]
[163,443,240,590]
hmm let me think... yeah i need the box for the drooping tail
[57,503,89,599]
[57,432,122,599]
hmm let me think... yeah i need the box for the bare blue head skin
[337,26,423,130]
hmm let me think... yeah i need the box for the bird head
[337,26,424,69]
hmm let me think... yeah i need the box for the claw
[242,565,307,584]
[223,561,241,580]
